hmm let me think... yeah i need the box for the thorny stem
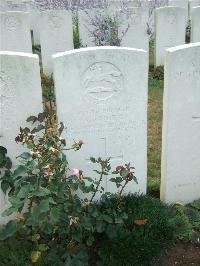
[119,179,129,197]
[90,165,104,202]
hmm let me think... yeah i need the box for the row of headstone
[79,7,150,52]
[1,43,200,222]
[0,47,148,224]
[0,10,74,75]
[79,5,200,67]
[1,2,199,73]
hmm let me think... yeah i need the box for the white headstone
[40,10,74,75]
[168,0,189,18]
[53,47,148,198]
[0,0,7,11]
[161,42,200,204]
[191,7,200,42]
[0,51,43,224]
[154,7,187,66]
[121,7,149,52]
[78,9,96,47]
[30,11,40,45]
[0,11,32,53]
[189,0,200,17]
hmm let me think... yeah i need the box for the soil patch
[159,242,200,266]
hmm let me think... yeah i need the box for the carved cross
[86,137,123,163]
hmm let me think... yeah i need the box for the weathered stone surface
[78,9,96,47]
[168,0,189,16]
[40,10,74,75]
[0,51,43,224]
[53,47,148,198]
[0,11,32,53]
[154,6,187,66]
[30,11,40,45]
[189,0,200,17]
[121,7,149,51]
[191,6,200,42]
[161,42,200,204]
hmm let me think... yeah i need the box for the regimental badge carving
[124,8,142,24]
[49,15,63,29]
[4,16,20,31]
[130,12,142,24]
[168,13,176,24]
[82,62,124,101]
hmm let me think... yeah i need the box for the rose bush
[0,102,137,265]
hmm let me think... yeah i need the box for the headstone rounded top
[0,51,38,59]
[155,6,186,12]
[166,42,200,53]
[52,46,147,59]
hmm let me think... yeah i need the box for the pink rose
[71,168,79,176]
[43,170,49,177]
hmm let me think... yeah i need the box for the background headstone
[161,42,200,204]
[168,0,188,14]
[189,0,200,17]
[191,6,200,42]
[154,7,187,66]
[121,7,149,52]
[26,1,40,46]
[30,11,40,45]
[40,10,74,75]
[78,9,96,47]
[0,51,43,224]
[0,0,8,11]
[0,11,32,53]
[53,47,148,198]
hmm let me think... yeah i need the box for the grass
[147,78,164,196]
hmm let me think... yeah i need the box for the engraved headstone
[154,7,187,66]
[161,42,200,204]
[0,51,43,224]
[189,0,200,17]
[0,11,32,53]
[168,0,189,17]
[78,9,96,47]
[0,0,7,11]
[121,7,149,51]
[30,10,40,45]
[53,47,148,198]
[191,7,200,42]
[40,10,74,75]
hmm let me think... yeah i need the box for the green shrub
[171,202,200,243]
[0,229,33,266]
[0,194,180,266]
[95,194,176,266]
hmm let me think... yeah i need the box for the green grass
[147,79,164,195]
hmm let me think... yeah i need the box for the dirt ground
[159,242,200,266]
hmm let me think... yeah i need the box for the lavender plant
[33,0,169,46]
